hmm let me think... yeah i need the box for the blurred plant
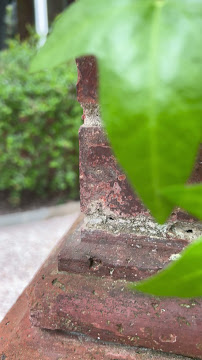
[5,1,18,38]
[0,35,82,205]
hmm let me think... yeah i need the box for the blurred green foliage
[0,36,82,205]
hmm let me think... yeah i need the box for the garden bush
[0,36,82,206]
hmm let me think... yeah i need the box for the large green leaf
[160,183,202,220]
[31,0,202,223]
[130,237,202,297]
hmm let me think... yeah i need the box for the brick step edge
[58,225,190,281]
[29,217,202,359]
[0,292,193,360]
[0,216,195,360]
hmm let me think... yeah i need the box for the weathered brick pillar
[30,56,202,359]
[59,56,202,281]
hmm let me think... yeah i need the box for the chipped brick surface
[76,56,98,104]
[58,225,191,281]
[77,56,201,222]
[79,125,202,222]
[28,219,202,359]
[79,126,145,217]
[0,295,193,360]
[0,217,195,360]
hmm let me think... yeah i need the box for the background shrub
[0,36,82,206]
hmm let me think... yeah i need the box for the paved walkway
[0,202,80,322]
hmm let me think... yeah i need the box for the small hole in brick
[89,257,102,270]
[186,229,193,233]
[108,216,114,220]
[52,278,58,285]
[89,257,94,269]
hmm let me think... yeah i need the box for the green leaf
[31,0,202,223]
[160,183,202,220]
[30,0,119,72]
[130,237,202,297]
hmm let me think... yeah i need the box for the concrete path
[0,201,80,227]
[0,201,80,322]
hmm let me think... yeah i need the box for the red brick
[58,224,189,281]
[0,299,191,360]
[79,126,145,217]
[76,56,98,104]
[0,217,193,360]
[79,125,202,221]
[1,290,187,360]
[29,218,202,359]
